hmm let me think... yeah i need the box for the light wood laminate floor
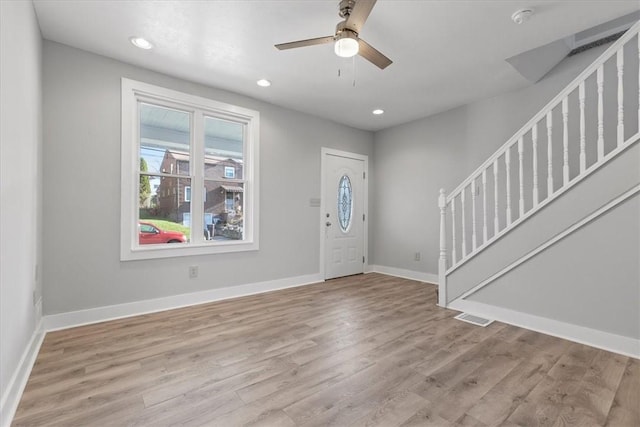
[13,273,640,426]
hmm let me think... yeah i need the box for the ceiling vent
[506,11,639,84]
[568,30,626,57]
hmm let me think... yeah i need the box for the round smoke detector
[512,9,534,25]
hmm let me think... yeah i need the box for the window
[139,223,157,234]
[185,187,207,203]
[225,191,235,212]
[121,78,259,260]
[338,175,353,232]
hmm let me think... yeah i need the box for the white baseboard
[0,320,44,427]
[448,298,640,359]
[368,264,438,285]
[44,273,323,332]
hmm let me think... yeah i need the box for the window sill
[121,240,259,261]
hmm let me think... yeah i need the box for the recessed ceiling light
[511,9,533,25]
[256,79,272,87]
[129,36,154,50]
[372,109,384,115]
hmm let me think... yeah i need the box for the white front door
[323,151,366,280]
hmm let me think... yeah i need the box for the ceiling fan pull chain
[352,55,356,87]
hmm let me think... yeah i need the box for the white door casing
[321,149,367,280]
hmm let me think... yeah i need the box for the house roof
[166,150,242,165]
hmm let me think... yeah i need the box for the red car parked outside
[138,222,187,245]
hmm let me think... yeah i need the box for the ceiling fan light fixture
[334,32,359,58]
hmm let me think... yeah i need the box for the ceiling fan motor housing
[335,21,358,38]
[338,0,356,19]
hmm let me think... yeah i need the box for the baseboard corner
[368,264,438,285]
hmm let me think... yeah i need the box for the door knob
[326,221,332,226]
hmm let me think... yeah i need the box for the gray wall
[0,0,43,414]
[371,41,634,275]
[471,192,640,339]
[42,41,374,315]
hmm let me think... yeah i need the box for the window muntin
[121,78,259,260]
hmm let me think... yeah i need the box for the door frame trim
[320,148,369,280]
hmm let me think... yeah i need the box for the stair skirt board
[454,312,494,327]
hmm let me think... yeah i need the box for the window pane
[139,176,191,244]
[204,180,244,241]
[204,116,244,180]
[139,103,191,176]
[338,175,353,232]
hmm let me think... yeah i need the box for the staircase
[437,21,640,356]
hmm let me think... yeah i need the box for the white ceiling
[33,1,640,131]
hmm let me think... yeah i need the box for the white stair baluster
[451,196,457,265]
[617,49,624,146]
[518,136,525,217]
[438,189,447,304]
[532,124,539,207]
[461,188,467,257]
[493,159,499,234]
[482,169,488,244]
[638,34,640,129]
[547,111,554,196]
[562,97,569,186]
[471,178,477,251]
[505,150,512,226]
[579,81,586,173]
[597,65,604,161]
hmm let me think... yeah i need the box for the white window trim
[121,78,260,260]
[184,186,191,202]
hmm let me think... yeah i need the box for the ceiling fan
[275,0,392,70]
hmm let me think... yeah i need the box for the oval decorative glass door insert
[338,175,353,232]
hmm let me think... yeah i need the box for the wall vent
[454,312,493,327]
[568,31,625,57]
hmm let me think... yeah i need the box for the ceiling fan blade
[275,36,334,50]
[344,0,377,33]
[358,38,392,69]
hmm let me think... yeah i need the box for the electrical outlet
[414,252,421,261]
[189,265,198,279]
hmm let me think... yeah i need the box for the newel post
[438,188,448,307]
